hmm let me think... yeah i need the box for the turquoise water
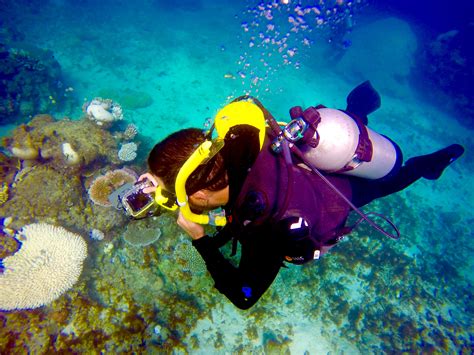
[1,0,473,353]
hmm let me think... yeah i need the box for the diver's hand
[177,211,205,240]
[138,173,158,194]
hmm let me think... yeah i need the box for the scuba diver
[137,81,464,310]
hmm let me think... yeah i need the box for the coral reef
[0,193,471,352]
[419,23,474,127]
[118,142,138,162]
[87,168,138,207]
[0,42,75,124]
[0,231,20,259]
[122,123,139,141]
[0,0,472,351]
[122,217,162,247]
[89,228,105,241]
[86,202,128,235]
[0,151,21,185]
[174,238,207,275]
[3,114,120,174]
[0,114,138,235]
[0,182,8,206]
[83,97,123,127]
[0,105,470,353]
[0,165,87,230]
[0,223,87,311]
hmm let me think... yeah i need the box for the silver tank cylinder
[299,108,399,179]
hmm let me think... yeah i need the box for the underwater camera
[109,179,158,219]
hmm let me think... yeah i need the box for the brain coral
[0,223,87,310]
[88,168,138,207]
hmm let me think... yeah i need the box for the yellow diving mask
[170,97,266,226]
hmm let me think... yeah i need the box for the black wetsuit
[192,125,282,310]
[191,121,456,310]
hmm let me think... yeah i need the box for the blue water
[1,0,473,353]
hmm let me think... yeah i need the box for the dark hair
[148,128,228,195]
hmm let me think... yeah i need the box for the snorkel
[174,139,227,226]
[168,98,266,226]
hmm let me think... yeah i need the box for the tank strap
[334,110,373,173]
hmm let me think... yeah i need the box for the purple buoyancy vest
[232,132,353,264]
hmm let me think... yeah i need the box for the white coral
[85,97,123,126]
[123,123,138,140]
[90,228,105,241]
[111,103,123,121]
[0,223,87,310]
[61,142,80,166]
[118,142,138,162]
[11,146,39,160]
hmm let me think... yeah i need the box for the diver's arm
[192,232,282,310]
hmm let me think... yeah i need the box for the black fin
[346,81,381,124]
[405,144,465,180]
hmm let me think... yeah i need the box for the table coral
[0,223,87,311]
[122,217,162,247]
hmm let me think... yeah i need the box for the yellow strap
[172,99,267,226]
[174,140,227,226]
[214,99,266,149]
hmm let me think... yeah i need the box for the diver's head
[147,128,204,192]
[147,128,229,207]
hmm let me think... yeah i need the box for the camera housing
[109,179,158,219]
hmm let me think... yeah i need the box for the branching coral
[118,142,138,162]
[122,123,138,141]
[83,97,123,127]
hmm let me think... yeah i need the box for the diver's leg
[404,144,464,180]
[351,144,464,207]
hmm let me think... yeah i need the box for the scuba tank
[272,106,402,180]
[301,107,401,179]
